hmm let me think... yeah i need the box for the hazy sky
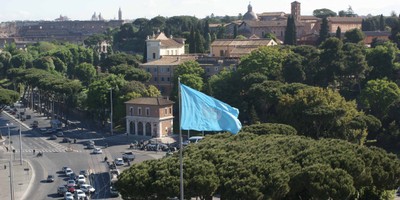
[0,0,398,22]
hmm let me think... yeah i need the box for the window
[146,108,150,116]
[164,108,168,115]
[154,77,158,81]
[175,50,178,55]
[154,68,157,72]
[138,107,142,115]
[161,77,165,81]
[153,53,156,59]
[167,50,169,55]
[206,68,210,72]
[147,68,150,72]
[167,77,170,82]
[169,107,172,114]
[130,107,134,116]
[220,50,224,56]
[167,68,170,72]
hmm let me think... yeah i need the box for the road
[0,105,166,199]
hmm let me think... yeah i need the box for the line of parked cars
[57,167,95,200]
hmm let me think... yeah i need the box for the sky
[0,0,399,22]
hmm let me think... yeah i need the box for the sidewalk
[0,157,33,200]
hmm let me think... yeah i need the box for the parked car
[80,184,95,193]
[92,148,102,154]
[62,166,68,173]
[26,115,31,119]
[64,191,74,200]
[69,172,77,181]
[74,189,86,199]
[86,140,95,145]
[47,175,55,182]
[67,185,75,193]
[122,152,135,161]
[115,158,124,166]
[87,144,95,149]
[57,185,67,196]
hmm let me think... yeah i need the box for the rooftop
[125,97,174,106]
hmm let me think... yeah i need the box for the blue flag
[180,83,242,134]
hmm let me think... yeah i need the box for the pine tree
[336,26,342,39]
[318,17,330,44]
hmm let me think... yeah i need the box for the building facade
[146,32,186,62]
[210,38,277,57]
[125,97,174,138]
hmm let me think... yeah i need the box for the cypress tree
[336,26,342,39]
[195,31,205,53]
[379,14,385,31]
[284,15,297,45]
[318,17,330,44]
[233,24,238,39]
[189,26,196,53]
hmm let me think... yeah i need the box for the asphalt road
[1,106,166,199]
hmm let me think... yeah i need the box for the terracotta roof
[230,47,258,57]
[328,17,362,23]
[211,39,275,47]
[125,97,174,105]
[141,55,197,66]
[300,16,319,20]
[241,20,304,27]
[160,39,184,47]
[363,31,391,37]
[258,12,286,17]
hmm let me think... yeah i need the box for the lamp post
[19,124,22,165]
[7,123,15,200]
[110,88,113,135]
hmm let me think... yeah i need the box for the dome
[243,3,258,21]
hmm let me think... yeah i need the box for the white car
[77,175,86,184]
[64,191,74,200]
[92,148,102,154]
[115,158,124,166]
[65,168,73,176]
[80,184,95,193]
[74,189,86,199]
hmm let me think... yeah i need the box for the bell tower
[291,1,301,21]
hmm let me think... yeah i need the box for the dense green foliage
[116,132,400,199]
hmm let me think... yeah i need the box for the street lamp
[6,123,15,200]
[110,88,113,135]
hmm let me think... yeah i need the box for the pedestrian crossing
[10,136,83,153]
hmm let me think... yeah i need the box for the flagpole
[178,77,184,200]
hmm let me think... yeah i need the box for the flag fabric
[180,83,242,134]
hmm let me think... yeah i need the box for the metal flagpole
[178,77,184,200]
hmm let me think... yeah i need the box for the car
[183,136,204,146]
[87,144,95,149]
[64,191,74,200]
[74,189,86,199]
[68,172,77,181]
[67,185,75,193]
[56,131,64,137]
[86,140,95,145]
[62,166,68,173]
[57,185,67,196]
[45,129,54,134]
[40,128,47,132]
[66,180,76,187]
[31,120,38,128]
[92,148,102,154]
[77,175,86,184]
[65,168,73,176]
[122,152,135,161]
[80,184,95,193]
[49,135,57,140]
[26,115,31,119]
[115,158,124,166]
[47,174,55,182]
[62,137,71,143]
[79,169,89,177]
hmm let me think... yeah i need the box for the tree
[366,42,398,80]
[359,79,400,119]
[33,56,55,71]
[313,8,337,18]
[282,53,305,83]
[335,26,342,39]
[379,14,385,31]
[344,28,365,43]
[195,31,205,53]
[318,17,330,44]
[189,26,196,53]
[233,24,238,39]
[74,62,97,86]
[109,64,151,82]
[284,15,297,45]
[0,88,19,108]
[318,37,345,88]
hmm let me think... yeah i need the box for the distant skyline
[0,0,399,22]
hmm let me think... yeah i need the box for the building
[125,97,174,138]
[215,1,362,44]
[363,31,391,46]
[210,38,277,57]
[146,32,186,62]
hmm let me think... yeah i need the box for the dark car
[56,131,64,137]
[47,175,55,182]
[49,135,57,140]
[62,137,71,143]
[26,115,31,119]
